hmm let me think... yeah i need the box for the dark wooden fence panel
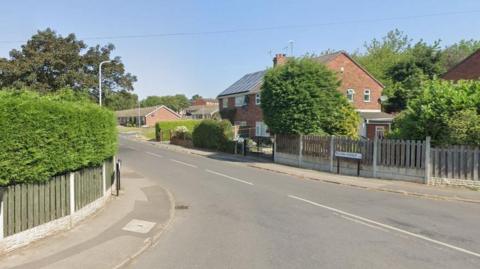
[377,139,425,169]
[302,135,330,158]
[2,175,70,237]
[431,146,479,181]
[74,165,103,211]
[276,134,300,155]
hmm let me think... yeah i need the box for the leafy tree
[104,90,138,111]
[140,94,190,112]
[0,28,137,99]
[390,80,480,145]
[354,29,411,89]
[384,41,443,112]
[261,57,359,137]
[191,94,202,101]
[447,110,480,146]
[441,39,480,71]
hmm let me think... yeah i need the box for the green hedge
[0,91,117,186]
[155,120,200,141]
[192,120,233,151]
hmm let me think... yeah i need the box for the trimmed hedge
[192,120,233,151]
[155,120,200,141]
[0,91,117,186]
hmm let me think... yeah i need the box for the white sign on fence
[335,151,362,160]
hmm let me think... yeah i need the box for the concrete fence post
[424,136,431,185]
[102,162,107,196]
[474,148,479,181]
[0,192,4,240]
[373,137,378,178]
[298,134,304,167]
[329,136,335,173]
[69,172,75,215]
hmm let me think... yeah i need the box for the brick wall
[145,107,181,127]
[366,123,390,139]
[219,94,263,127]
[324,53,383,110]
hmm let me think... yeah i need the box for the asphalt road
[119,136,480,269]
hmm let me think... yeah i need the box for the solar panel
[218,70,266,97]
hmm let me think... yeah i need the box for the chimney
[273,53,287,67]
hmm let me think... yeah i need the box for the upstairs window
[346,89,355,102]
[235,96,246,107]
[363,89,371,102]
[255,93,261,105]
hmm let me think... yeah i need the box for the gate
[244,136,274,160]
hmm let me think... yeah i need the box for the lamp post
[98,60,112,106]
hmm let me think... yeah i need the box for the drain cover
[175,204,189,210]
[122,219,156,234]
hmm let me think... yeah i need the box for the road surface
[119,136,480,269]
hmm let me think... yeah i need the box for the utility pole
[98,60,112,106]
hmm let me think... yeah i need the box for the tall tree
[440,39,480,70]
[384,40,443,112]
[140,94,190,112]
[261,58,359,137]
[104,90,139,111]
[191,94,203,101]
[0,28,137,99]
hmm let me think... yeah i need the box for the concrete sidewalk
[135,138,480,204]
[0,166,174,269]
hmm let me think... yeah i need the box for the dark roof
[116,105,180,118]
[359,111,395,122]
[442,48,480,80]
[218,51,384,98]
[314,51,344,63]
[218,70,266,97]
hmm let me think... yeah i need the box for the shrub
[390,79,480,145]
[261,57,359,137]
[192,119,233,151]
[155,120,200,141]
[0,90,117,186]
[173,126,191,140]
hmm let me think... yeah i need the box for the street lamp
[98,60,112,106]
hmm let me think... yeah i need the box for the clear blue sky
[1,0,479,99]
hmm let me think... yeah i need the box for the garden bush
[192,120,233,151]
[155,120,200,141]
[0,90,117,186]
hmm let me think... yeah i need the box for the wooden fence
[1,157,115,238]
[275,134,480,186]
[431,146,479,182]
[1,174,71,237]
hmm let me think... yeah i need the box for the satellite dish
[380,95,388,102]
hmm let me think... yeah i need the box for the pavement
[0,166,174,269]
[119,136,480,269]
[134,136,480,204]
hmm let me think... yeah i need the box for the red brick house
[217,51,394,139]
[442,49,480,81]
[116,105,181,127]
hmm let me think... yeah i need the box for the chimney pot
[273,53,287,67]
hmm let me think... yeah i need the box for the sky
[0,0,480,99]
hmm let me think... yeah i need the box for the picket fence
[275,134,479,187]
[0,157,116,245]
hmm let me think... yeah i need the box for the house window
[234,121,247,127]
[346,89,355,102]
[255,93,261,105]
[375,126,385,139]
[363,89,371,102]
[222,98,228,108]
[255,121,269,137]
[235,96,246,107]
